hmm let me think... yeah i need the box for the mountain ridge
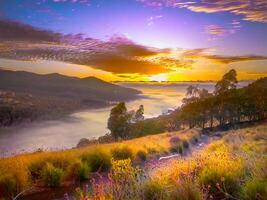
[0,69,141,126]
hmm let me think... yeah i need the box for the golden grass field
[1,124,266,200]
[0,128,200,197]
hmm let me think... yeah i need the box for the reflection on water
[1,82,249,156]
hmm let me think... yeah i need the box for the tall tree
[107,102,130,140]
[134,105,144,122]
[215,69,238,95]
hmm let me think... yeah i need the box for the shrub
[76,138,94,148]
[147,147,158,154]
[0,174,16,196]
[169,142,183,154]
[136,150,147,162]
[29,159,46,180]
[111,146,133,160]
[65,159,90,182]
[199,168,240,197]
[242,179,267,200]
[41,163,63,187]
[143,181,166,200]
[81,150,111,172]
[170,177,202,200]
[109,159,145,199]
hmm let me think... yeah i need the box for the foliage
[143,181,166,200]
[64,159,90,182]
[134,105,144,122]
[81,159,145,200]
[108,102,130,140]
[242,179,267,200]
[170,176,202,200]
[81,149,111,172]
[128,117,167,138]
[169,136,184,154]
[111,145,134,160]
[0,174,16,197]
[41,163,63,187]
[175,70,267,129]
[215,69,238,95]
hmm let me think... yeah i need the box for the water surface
[1,82,249,156]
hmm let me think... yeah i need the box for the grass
[149,124,267,200]
[41,163,63,187]
[111,145,134,160]
[0,129,199,198]
[70,124,266,199]
[1,124,266,199]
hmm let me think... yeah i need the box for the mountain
[0,69,141,126]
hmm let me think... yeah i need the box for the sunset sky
[0,0,267,81]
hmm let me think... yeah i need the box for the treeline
[171,69,267,129]
[107,69,267,140]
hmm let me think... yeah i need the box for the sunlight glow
[150,74,168,82]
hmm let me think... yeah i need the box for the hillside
[0,69,141,126]
[0,123,266,199]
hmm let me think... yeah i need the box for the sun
[150,74,168,82]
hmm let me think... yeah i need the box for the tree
[107,102,130,140]
[215,69,238,95]
[134,105,144,122]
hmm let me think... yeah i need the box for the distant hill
[0,69,141,126]
[0,69,140,102]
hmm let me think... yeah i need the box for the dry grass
[0,129,200,198]
[149,123,267,199]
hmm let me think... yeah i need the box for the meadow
[1,123,266,199]
[73,122,267,200]
[0,128,200,199]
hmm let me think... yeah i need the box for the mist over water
[0,82,249,157]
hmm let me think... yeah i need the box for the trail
[142,134,218,176]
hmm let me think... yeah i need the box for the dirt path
[142,134,218,176]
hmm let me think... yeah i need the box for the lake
[0,82,249,157]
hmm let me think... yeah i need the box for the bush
[29,159,46,180]
[242,179,267,200]
[199,168,240,197]
[111,146,133,160]
[108,159,145,199]
[81,150,111,172]
[169,142,183,154]
[65,160,90,182]
[171,177,202,200]
[136,150,147,162]
[0,174,16,196]
[41,163,63,187]
[143,181,166,200]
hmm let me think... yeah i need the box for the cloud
[0,19,176,75]
[205,25,225,36]
[204,55,267,64]
[0,19,61,42]
[0,19,266,75]
[137,0,267,23]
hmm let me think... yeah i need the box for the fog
[1,82,249,157]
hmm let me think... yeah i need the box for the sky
[0,0,267,81]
